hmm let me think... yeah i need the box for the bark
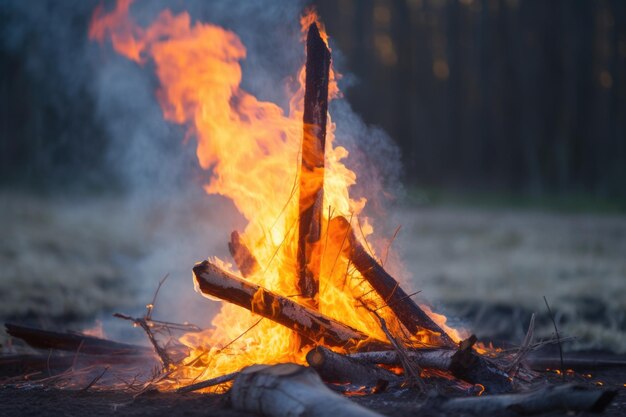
[329,217,456,347]
[306,346,399,386]
[348,348,455,370]
[230,363,384,417]
[4,323,151,356]
[193,260,387,351]
[440,383,616,415]
[297,23,331,306]
[228,231,259,277]
[449,335,513,394]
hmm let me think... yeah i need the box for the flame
[90,1,458,390]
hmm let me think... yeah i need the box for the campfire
[1,1,620,416]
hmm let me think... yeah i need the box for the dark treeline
[1,0,625,199]
[317,0,626,198]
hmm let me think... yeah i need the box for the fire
[90,0,459,390]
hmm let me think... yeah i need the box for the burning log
[193,260,386,351]
[230,363,384,417]
[306,346,399,387]
[296,23,331,306]
[228,231,259,277]
[348,348,455,370]
[348,338,514,394]
[440,384,616,415]
[329,217,456,347]
[4,323,151,356]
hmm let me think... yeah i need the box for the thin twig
[382,225,402,266]
[176,371,239,393]
[358,299,425,392]
[507,313,535,375]
[113,313,172,369]
[81,366,109,391]
[543,296,564,380]
[146,274,169,320]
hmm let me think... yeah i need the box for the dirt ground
[0,365,624,417]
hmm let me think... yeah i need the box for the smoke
[1,0,403,331]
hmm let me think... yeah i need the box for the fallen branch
[440,383,616,415]
[4,323,150,356]
[193,260,387,351]
[306,346,399,387]
[230,363,384,417]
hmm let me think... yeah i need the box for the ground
[0,365,625,416]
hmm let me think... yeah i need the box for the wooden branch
[526,355,626,371]
[349,338,515,395]
[228,231,259,277]
[348,348,455,370]
[4,323,151,356]
[230,363,384,417]
[329,217,456,347]
[306,346,399,387]
[449,335,514,394]
[297,23,331,306]
[193,260,387,351]
[440,384,616,415]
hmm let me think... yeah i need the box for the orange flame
[90,1,459,390]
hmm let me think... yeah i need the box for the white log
[230,363,384,417]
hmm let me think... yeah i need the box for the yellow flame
[90,1,460,390]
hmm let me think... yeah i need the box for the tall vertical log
[297,23,331,307]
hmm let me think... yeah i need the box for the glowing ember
[89,0,460,390]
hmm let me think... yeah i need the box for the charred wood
[4,323,151,356]
[440,383,616,415]
[193,260,387,351]
[526,355,626,371]
[296,23,331,307]
[348,348,455,370]
[230,363,384,417]
[306,346,399,387]
[228,231,259,277]
[449,335,514,394]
